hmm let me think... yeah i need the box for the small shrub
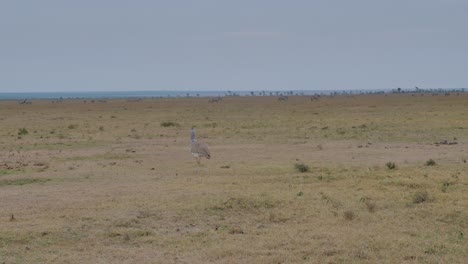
[412,191,433,204]
[297,191,304,196]
[160,121,180,127]
[294,163,310,173]
[386,162,396,170]
[343,210,355,220]
[336,128,346,135]
[425,159,436,166]
[441,180,450,193]
[18,128,28,136]
[229,226,244,235]
[68,124,78,129]
[365,201,376,213]
[99,126,104,131]
[359,197,377,212]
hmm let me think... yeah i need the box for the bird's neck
[190,131,196,143]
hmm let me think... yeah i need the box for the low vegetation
[0,94,467,263]
[412,190,434,204]
[294,163,310,173]
[386,162,396,170]
[0,178,50,187]
[18,127,28,135]
[160,121,180,127]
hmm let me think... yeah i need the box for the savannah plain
[0,94,467,263]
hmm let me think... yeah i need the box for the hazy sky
[1,0,467,92]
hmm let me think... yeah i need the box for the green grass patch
[18,128,28,136]
[0,170,20,177]
[0,178,50,187]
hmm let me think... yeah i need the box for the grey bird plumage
[190,128,211,164]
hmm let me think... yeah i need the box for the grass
[160,121,180,127]
[0,169,20,177]
[412,190,434,204]
[0,178,50,187]
[294,163,310,173]
[18,128,28,136]
[343,210,355,220]
[386,162,397,170]
[441,180,451,192]
[0,94,467,263]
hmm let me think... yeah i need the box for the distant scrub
[425,159,436,166]
[412,191,433,204]
[18,128,28,136]
[68,124,78,129]
[0,178,50,187]
[365,201,376,213]
[343,210,355,220]
[160,121,180,127]
[360,197,376,213]
[441,180,450,193]
[294,163,310,173]
[386,162,396,170]
[212,196,276,211]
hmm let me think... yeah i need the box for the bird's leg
[194,157,201,175]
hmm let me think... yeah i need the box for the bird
[190,127,211,165]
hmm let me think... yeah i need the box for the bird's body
[190,128,210,164]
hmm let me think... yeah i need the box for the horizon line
[1,87,467,94]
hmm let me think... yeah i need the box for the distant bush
[160,121,180,127]
[343,210,355,220]
[294,163,310,173]
[441,180,450,193]
[412,191,433,204]
[68,124,78,129]
[425,159,436,166]
[365,201,376,213]
[386,162,396,170]
[18,128,28,136]
[360,197,376,213]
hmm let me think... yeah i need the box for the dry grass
[0,94,467,263]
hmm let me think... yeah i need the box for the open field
[1,94,467,263]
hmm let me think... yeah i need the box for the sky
[1,0,467,92]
